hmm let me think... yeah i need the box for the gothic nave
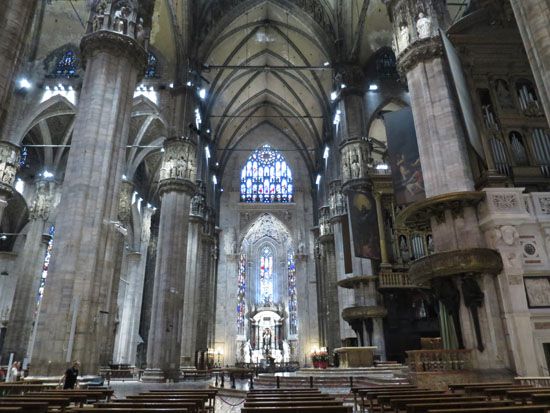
[0,0,549,392]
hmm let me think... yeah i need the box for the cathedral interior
[1,0,550,395]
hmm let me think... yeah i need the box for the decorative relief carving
[118,180,133,223]
[539,197,550,214]
[318,206,333,237]
[329,181,347,217]
[340,140,371,184]
[492,193,518,210]
[30,180,58,221]
[159,138,196,194]
[88,0,149,45]
[0,143,19,190]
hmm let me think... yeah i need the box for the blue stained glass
[259,246,274,306]
[19,146,28,168]
[237,253,247,334]
[288,250,297,335]
[53,50,78,78]
[145,53,159,79]
[240,145,293,203]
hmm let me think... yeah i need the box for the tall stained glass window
[288,251,297,335]
[52,50,78,78]
[35,225,55,315]
[259,246,274,306]
[237,252,247,335]
[240,145,293,203]
[145,52,160,79]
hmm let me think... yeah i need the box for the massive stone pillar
[386,0,514,372]
[112,181,153,366]
[0,1,37,130]
[30,18,147,374]
[2,179,58,363]
[510,0,550,122]
[142,137,196,382]
[180,189,206,369]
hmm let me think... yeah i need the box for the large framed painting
[524,276,550,308]
[347,190,380,260]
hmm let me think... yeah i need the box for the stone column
[142,137,196,382]
[30,29,147,375]
[112,193,154,366]
[0,1,37,129]
[2,179,58,362]
[510,0,550,122]
[180,190,205,369]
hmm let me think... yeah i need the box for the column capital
[318,206,333,237]
[328,180,347,218]
[118,179,134,224]
[158,137,197,196]
[334,64,365,95]
[0,141,20,197]
[384,0,449,71]
[81,30,148,75]
[339,139,373,192]
[29,179,58,221]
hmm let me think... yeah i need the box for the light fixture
[42,170,54,179]
[340,83,347,89]
[0,235,7,241]
[206,129,211,134]
[169,83,174,88]
[160,148,165,153]
[199,88,207,99]
[316,174,321,185]
[330,91,338,101]
[18,78,32,89]
[186,81,192,87]
[333,109,341,126]
[212,175,218,185]
[15,179,24,194]
[205,145,211,160]
[376,163,389,170]
[122,174,127,180]
[323,146,330,160]
[323,61,330,67]
[369,84,379,91]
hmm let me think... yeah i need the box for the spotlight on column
[376,163,389,170]
[0,235,7,241]
[212,175,218,185]
[330,91,338,101]
[369,84,379,91]
[18,78,32,90]
[205,145,211,160]
[323,61,330,67]
[42,170,54,179]
[316,174,321,186]
[323,146,330,160]
[199,88,207,99]
[186,81,192,87]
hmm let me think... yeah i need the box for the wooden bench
[96,402,198,413]
[388,396,486,413]
[464,384,528,395]
[351,385,417,411]
[360,390,444,413]
[448,382,513,393]
[357,388,431,413]
[244,400,343,408]
[482,386,534,399]
[73,408,188,413]
[42,388,115,401]
[0,408,22,412]
[0,396,71,412]
[241,407,352,413]
[376,392,448,412]
[427,406,550,413]
[0,401,48,413]
[122,396,204,411]
[506,388,550,403]
[144,390,217,408]
[406,400,515,413]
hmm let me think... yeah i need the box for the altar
[334,346,377,368]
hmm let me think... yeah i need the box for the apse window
[240,145,293,203]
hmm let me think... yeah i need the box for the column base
[141,368,168,383]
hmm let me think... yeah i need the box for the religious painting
[384,108,426,206]
[524,277,550,308]
[347,191,380,260]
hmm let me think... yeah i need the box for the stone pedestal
[143,138,196,382]
[334,346,377,367]
[30,30,147,375]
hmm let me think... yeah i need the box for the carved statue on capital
[319,207,333,237]
[329,181,347,217]
[340,140,372,186]
[416,12,432,39]
[159,138,196,185]
[0,143,19,190]
[29,179,58,221]
[88,0,149,44]
[118,180,134,224]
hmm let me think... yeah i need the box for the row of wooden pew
[352,381,550,413]
[241,388,351,413]
[0,388,114,412]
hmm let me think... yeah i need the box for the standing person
[60,361,80,389]
[8,361,20,382]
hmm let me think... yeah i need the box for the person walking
[60,360,80,389]
[8,361,20,382]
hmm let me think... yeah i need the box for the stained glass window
[237,252,247,335]
[259,246,274,306]
[35,225,55,314]
[52,50,78,78]
[19,146,28,168]
[288,250,297,335]
[145,52,159,79]
[240,145,293,203]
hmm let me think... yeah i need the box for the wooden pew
[22,392,88,407]
[0,401,48,413]
[0,396,71,412]
[406,400,515,413]
[448,382,513,393]
[351,386,417,411]
[506,388,550,403]
[0,408,22,413]
[359,389,444,413]
[143,390,217,409]
[96,402,198,413]
[388,396,486,413]
[464,384,529,395]
[122,396,205,411]
[427,406,550,413]
[241,407,352,413]
[42,388,115,401]
[482,386,534,399]
[73,408,188,413]
[376,392,449,413]
[244,400,344,408]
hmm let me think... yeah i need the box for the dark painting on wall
[384,108,426,206]
[347,191,380,260]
